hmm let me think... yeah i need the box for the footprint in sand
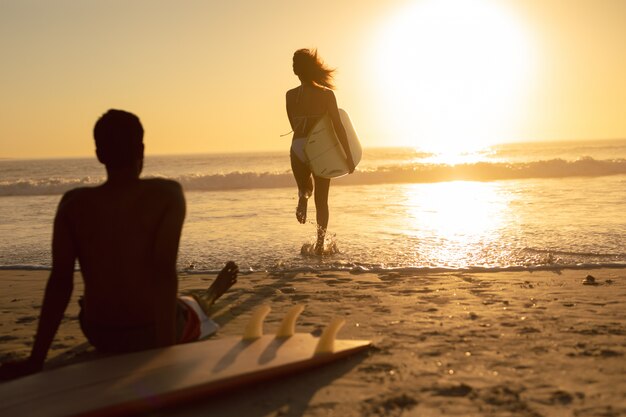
[16,316,37,324]
[549,390,575,405]
[517,326,541,334]
[51,342,71,350]
[374,306,392,314]
[357,363,400,383]
[431,383,473,397]
[0,335,18,342]
[364,393,418,415]
[358,362,397,374]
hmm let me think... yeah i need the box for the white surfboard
[304,109,362,179]
[0,305,370,417]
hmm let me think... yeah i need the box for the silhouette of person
[0,109,238,380]
[286,49,355,253]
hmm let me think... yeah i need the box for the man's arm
[0,193,76,380]
[152,182,186,347]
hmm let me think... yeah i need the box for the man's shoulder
[141,178,182,192]
[59,186,96,204]
[55,186,99,217]
[140,178,184,201]
[59,179,183,206]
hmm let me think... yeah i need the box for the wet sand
[1,268,624,416]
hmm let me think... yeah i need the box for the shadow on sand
[164,351,367,417]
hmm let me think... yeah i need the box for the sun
[373,0,536,157]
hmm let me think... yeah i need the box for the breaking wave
[2,157,625,196]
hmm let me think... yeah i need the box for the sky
[1,0,625,159]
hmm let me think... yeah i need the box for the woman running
[285,48,355,253]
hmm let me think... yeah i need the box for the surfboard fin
[314,318,345,355]
[242,305,271,340]
[275,305,304,338]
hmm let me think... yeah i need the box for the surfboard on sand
[305,109,362,179]
[0,305,371,417]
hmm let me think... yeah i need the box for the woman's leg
[290,150,313,223]
[313,175,330,252]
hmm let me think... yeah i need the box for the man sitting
[0,109,238,380]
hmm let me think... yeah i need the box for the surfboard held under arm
[305,109,362,179]
[0,305,371,417]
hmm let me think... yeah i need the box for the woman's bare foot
[315,229,325,255]
[196,261,239,315]
[296,196,308,224]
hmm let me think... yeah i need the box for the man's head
[94,109,144,169]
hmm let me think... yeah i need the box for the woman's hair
[292,49,335,89]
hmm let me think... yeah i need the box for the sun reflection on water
[401,181,511,267]
[413,145,497,166]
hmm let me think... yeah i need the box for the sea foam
[1,157,625,196]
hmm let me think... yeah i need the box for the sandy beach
[1,267,624,416]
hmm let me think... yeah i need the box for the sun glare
[374,0,536,159]
[403,181,509,267]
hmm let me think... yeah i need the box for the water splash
[300,234,340,257]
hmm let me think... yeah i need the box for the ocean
[1,139,625,274]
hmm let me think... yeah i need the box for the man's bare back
[61,178,185,327]
[0,110,238,380]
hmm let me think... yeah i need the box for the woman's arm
[326,91,355,173]
[286,90,296,131]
